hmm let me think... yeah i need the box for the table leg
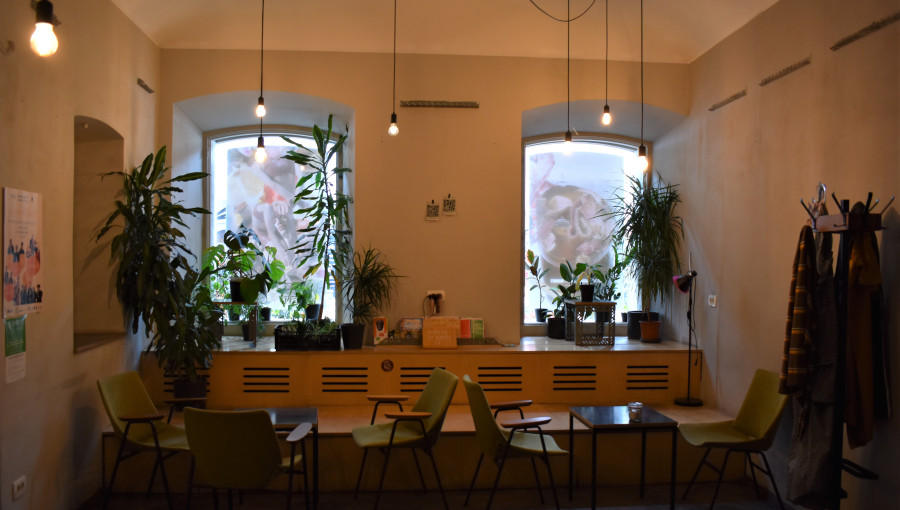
[568,413,574,501]
[670,428,677,510]
[640,429,646,498]
[591,430,597,510]
[314,426,319,510]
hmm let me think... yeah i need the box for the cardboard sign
[422,317,459,349]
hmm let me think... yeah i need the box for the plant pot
[621,312,628,323]
[172,377,207,409]
[626,311,659,339]
[228,309,240,322]
[259,307,271,321]
[639,320,662,343]
[547,317,566,339]
[241,323,252,342]
[580,286,595,302]
[535,308,548,323]
[229,279,244,302]
[305,304,321,321]
[341,323,366,349]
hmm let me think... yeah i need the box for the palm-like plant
[281,115,352,320]
[606,174,683,319]
[338,247,399,327]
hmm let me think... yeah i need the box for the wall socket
[708,294,718,308]
[426,290,445,300]
[12,475,25,501]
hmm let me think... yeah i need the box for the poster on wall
[5,315,26,383]
[3,188,44,316]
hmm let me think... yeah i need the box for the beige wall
[656,0,900,507]
[156,50,689,344]
[0,1,159,508]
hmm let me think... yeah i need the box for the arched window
[207,127,341,321]
[523,135,645,325]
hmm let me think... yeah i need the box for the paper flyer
[4,188,44,316]
[5,315,26,383]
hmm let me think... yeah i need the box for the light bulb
[31,22,57,57]
[637,145,649,171]
[601,105,612,126]
[388,112,399,136]
[255,97,267,118]
[255,136,267,163]
[563,131,574,155]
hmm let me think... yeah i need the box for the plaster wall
[655,0,900,507]
[156,50,690,344]
[0,1,160,508]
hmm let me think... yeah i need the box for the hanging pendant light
[636,0,649,171]
[563,0,573,153]
[31,0,58,57]
[600,0,612,126]
[255,118,267,163]
[255,0,267,118]
[387,0,400,136]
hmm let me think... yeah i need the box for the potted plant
[281,115,352,322]
[525,249,550,322]
[337,246,400,349]
[606,174,683,342]
[591,244,631,323]
[549,260,587,340]
[97,146,219,393]
[276,280,317,321]
[274,317,341,351]
[203,226,285,305]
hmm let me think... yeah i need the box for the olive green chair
[679,369,788,510]
[462,375,567,510]
[184,408,311,510]
[352,367,459,510]
[97,371,190,510]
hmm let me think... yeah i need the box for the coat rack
[798,191,889,509]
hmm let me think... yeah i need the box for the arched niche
[522,99,686,140]
[73,115,126,352]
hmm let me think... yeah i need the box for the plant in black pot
[605,174,683,342]
[549,260,587,340]
[203,226,285,305]
[97,146,218,396]
[277,280,317,321]
[525,249,550,322]
[591,244,631,322]
[337,246,400,349]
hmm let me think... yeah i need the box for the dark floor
[81,481,790,510]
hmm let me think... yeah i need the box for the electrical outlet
[426,290,445,300]
[12,475,25,501]
[708,294,718,308]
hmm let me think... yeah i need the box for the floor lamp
[674,270,702,406]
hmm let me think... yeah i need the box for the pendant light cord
[640,0,644,145]
[392,0,397,112]
[259,0,265,98]
[567,0,570,133]
[604,0,608,105]
[530,0,596,22]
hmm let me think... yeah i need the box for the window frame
[520,132,651,336]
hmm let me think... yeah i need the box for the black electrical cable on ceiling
[530,0,597,23]
[259,0,264,98]
[392,0,397,113]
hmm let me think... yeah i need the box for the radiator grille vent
[552,365,598,391]
[625,364,670,390]
[477,366,523,392]
[241,366,290,394]
[399,366,443,393]
[163,371,210,395]
[321,366,368,393]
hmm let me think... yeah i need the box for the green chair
[352,367,459,510]
[97,371,189,510]
[462,375,567,510]
[184,407,311,510]
[679,369,788,510]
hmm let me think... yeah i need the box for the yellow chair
[184,407,311,510]
[462,375,567,510]
[352,367,459,510]
[97,371,189,510]
[679,369,788,510]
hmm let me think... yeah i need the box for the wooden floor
[80,481,789,509]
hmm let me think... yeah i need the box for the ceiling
[110,0,779,64]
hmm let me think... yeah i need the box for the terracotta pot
[639,320,661,343]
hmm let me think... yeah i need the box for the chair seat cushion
[504,430,568,459]
[679,420,768,450]
[352,421,427,449]
[130,424,190,452]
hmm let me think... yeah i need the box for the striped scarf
[779,225,818,394]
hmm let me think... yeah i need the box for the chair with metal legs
[679,369,788,510]
[462,375,567,510]
[352,367,458,510]
[97,371,190,510]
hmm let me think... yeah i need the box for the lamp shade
[673,270,697,293]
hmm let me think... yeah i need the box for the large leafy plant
[606,174,683,318]
[281,115,352,320]
[97,146,209,336]
[591,244,631,302]
[202,226,285,304]
[525,249,550,310]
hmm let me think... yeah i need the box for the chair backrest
[410,367,459,445]
[97,371,165,441]
[184,408,283,491]
[733,369,789,447]
[463,375,508,461]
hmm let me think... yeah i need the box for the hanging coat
[780,225,818,394]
